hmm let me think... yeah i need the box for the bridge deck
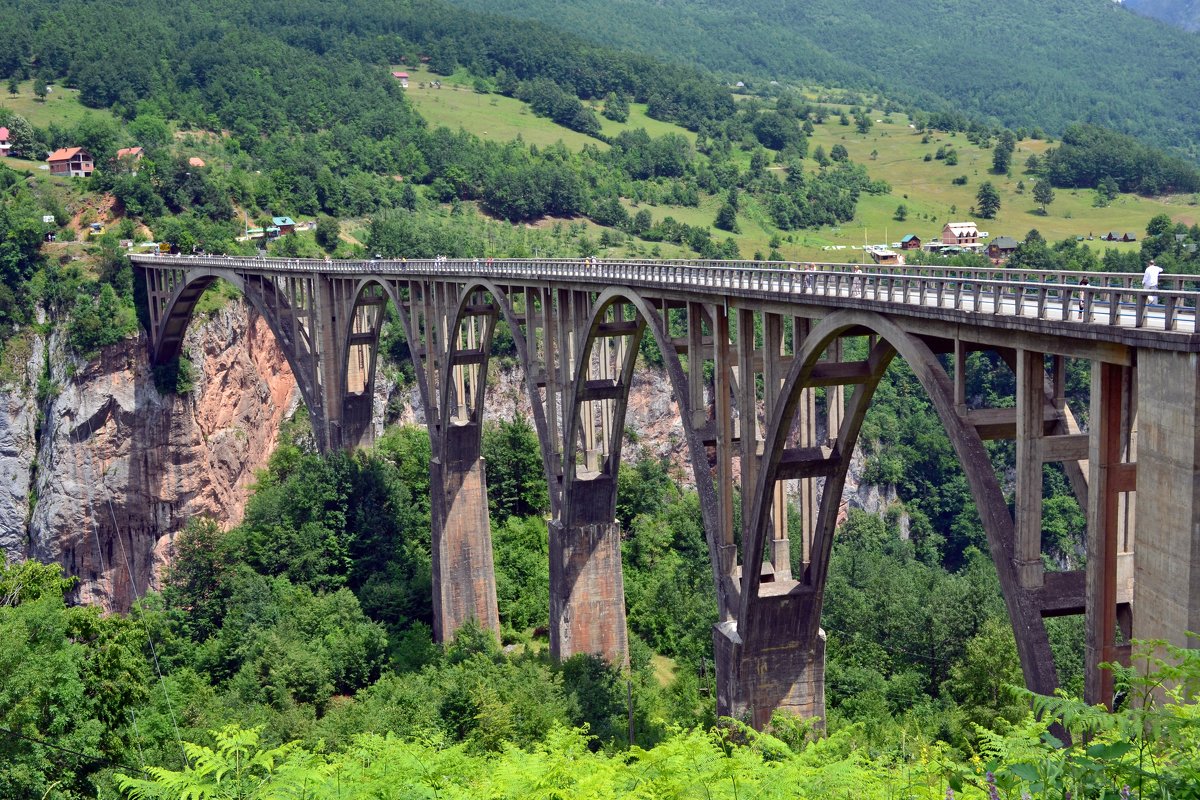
[130,255,1200,352]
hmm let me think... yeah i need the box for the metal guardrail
[129,255,1200,335]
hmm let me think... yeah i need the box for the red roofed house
[47,147,94,177]
[188,157,206,168]
[116,146,143,172]
[941,221,979,246]
[0,127,10,157]
[391,71,410,88]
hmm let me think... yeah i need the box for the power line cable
[0,725,149,777]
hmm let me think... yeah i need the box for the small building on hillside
[1123,232,1137,242]
[900,233,921,250]
[115,146,143,172]
[987,236,1020,261]
[942,221,979,246]
[391,71,410,88]
[47,147,94,177]
[0,127,10,157]
[272,216,296,236]
[188,157,206,168]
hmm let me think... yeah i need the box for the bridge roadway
[131,254,1200,727]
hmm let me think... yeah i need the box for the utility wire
[824,625,958,666]
[0,725,149,776]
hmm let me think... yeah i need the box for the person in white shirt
[1142,260,1163,304]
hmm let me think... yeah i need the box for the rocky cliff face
[2,302,299,611]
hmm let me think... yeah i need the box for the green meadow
[795,112,1189,260]
[390,72,1189,263]
[395,66,606,150]
[0,79,118,130]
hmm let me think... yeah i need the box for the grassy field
[0,80,117,130]
[391,72,1186,262]
[396,66,607,151]
[397,66,700,154]
[787,112,1189,261]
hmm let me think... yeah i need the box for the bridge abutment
[1133,350,1200,659]
[549,519,629,666]
[430,450,500,642]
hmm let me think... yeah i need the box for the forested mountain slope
[446,0,1200,159]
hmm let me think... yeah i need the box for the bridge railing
[129,255,1200,334]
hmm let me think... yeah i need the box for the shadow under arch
[734,309,1058,722]
[337,277,429,448]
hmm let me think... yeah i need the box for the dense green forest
[446,0,1200,161]
[4,0,1200,797]
[2,403,1199,798]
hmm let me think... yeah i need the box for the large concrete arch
[722,309,1058,725]
[149,268,322,428]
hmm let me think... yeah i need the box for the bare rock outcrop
[26,303,298,610]
[0,337,43,559]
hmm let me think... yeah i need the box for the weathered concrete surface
[550,520,629,665]
[27,303,298,610]
[714,612,826,728]
[430,453,500,640]
[1134,349,1200,650]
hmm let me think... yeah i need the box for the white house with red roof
[47,147,94,177]
[0,127,10,157]
[391,71,410,88]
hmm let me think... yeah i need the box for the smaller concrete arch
[561,291,647,526]
[439,285,499,436]
[441,277,561,515]
[564,288,732,616]
[338,280,392,450]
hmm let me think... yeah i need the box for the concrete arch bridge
[131,254,1200,726]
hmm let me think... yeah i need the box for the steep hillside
[446,0,1200,159]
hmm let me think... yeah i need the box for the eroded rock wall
[24,303,298,611]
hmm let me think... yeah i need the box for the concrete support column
[1133,349,1200,664]
[1085,361,1128,707]
[430,437,500,643]
[549,518,629,665]
[714,598,826,728]
[1015,349,1045,588]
